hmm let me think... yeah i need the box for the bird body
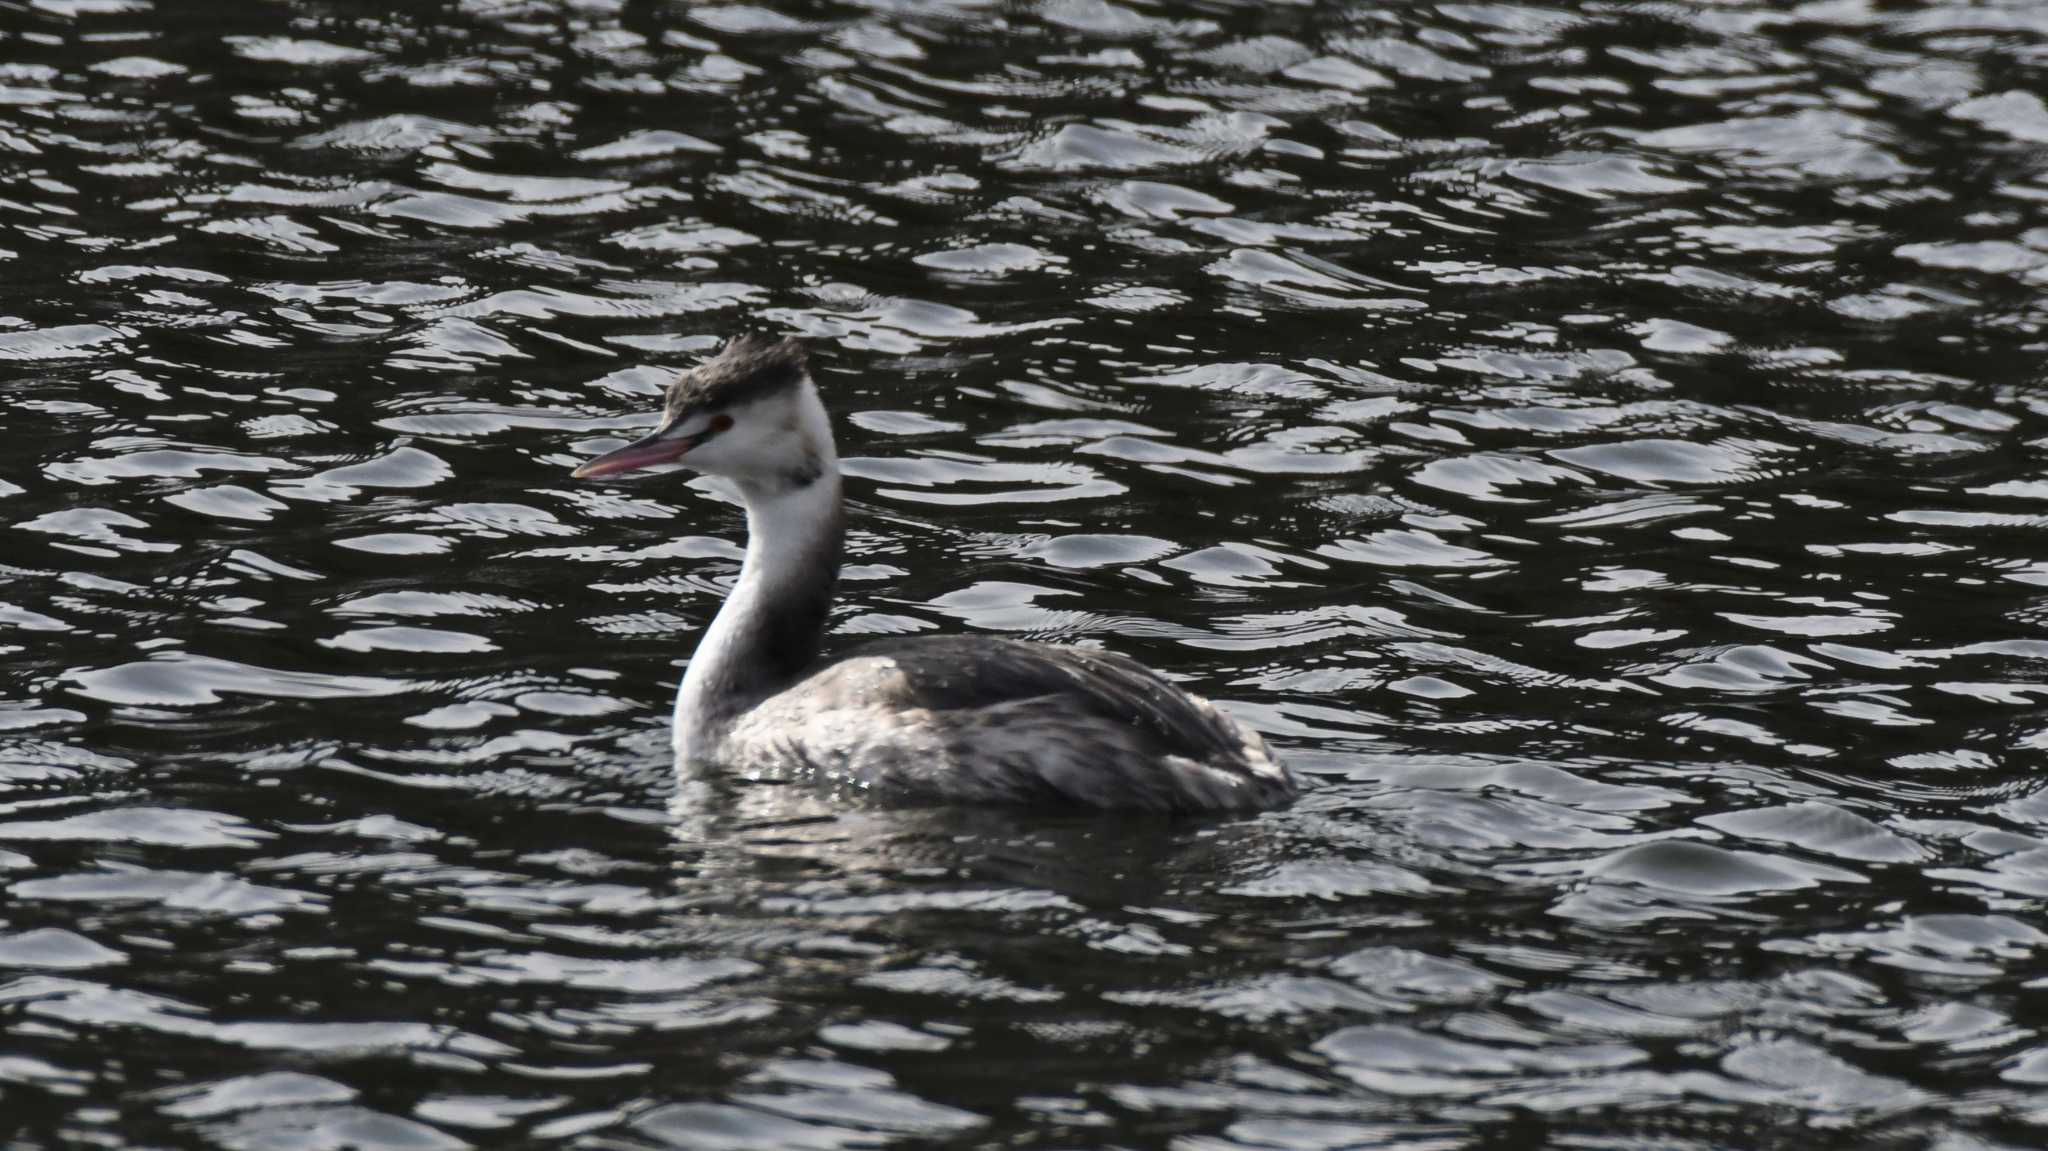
[722,636,1292,810]
[575,335,1296,813]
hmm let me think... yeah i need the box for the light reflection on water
[4,0,2048,1146]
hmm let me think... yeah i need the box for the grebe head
[572,334,832,491]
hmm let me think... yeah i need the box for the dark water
[4,0,2048,1146]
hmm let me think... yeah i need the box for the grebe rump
[573,335,1296,813]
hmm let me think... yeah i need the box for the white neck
[674,394,843,762]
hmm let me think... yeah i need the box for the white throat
[673,386,844,763]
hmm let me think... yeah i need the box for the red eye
[710,413,734,433]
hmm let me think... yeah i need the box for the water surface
[4,1,2048,1147]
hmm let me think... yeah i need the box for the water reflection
[5,0,2048,1146]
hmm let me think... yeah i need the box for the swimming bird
[572,335,1296,812]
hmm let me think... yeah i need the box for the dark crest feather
[666,334,808,416]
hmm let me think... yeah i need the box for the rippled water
[5,0,2048,1146]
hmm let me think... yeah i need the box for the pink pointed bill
[572,428,689,479]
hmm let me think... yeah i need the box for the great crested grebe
[572,335,1296,812]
